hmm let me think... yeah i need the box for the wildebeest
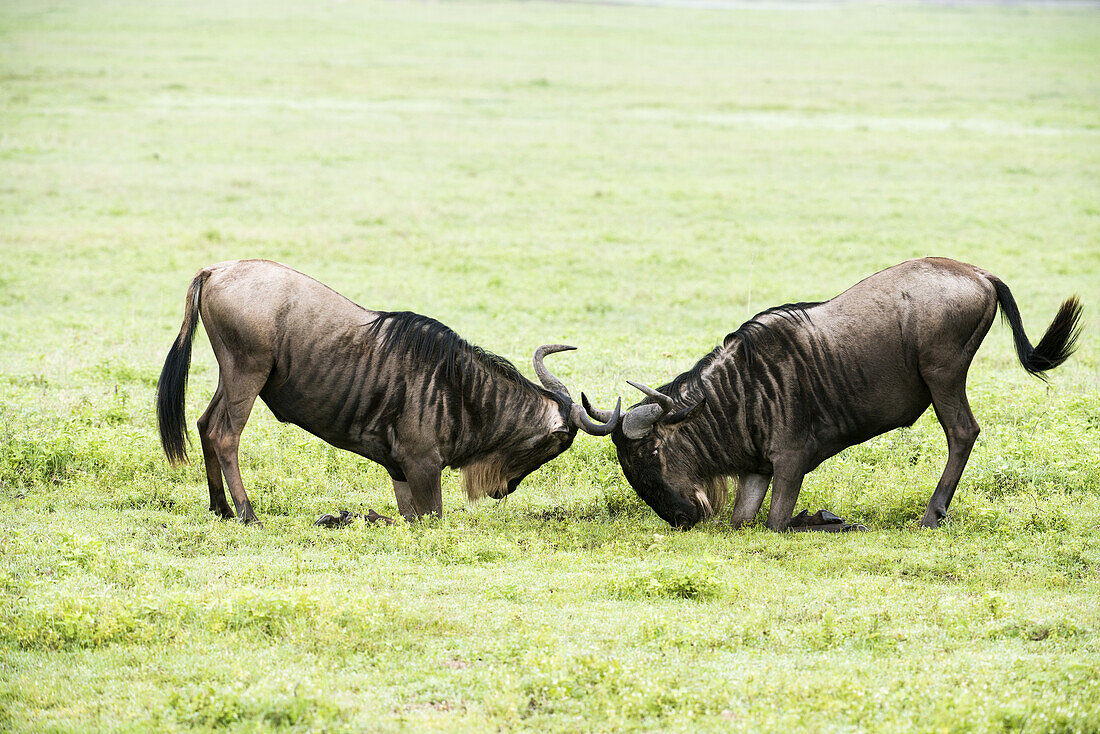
[584,258,1082,531]
[156,259,621,526]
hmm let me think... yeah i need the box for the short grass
[2,1,1099,731]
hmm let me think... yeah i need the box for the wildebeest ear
[663,397,705,426]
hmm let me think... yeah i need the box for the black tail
[992,279,1083,380]
[156,273,205,464]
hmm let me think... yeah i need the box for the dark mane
[730,301,821,367]
[656,301,822,402]
[657,346,722,403]
[365,311,538,393]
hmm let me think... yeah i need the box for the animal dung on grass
[314,509,394,528]
[589,257,1082,532]
[787,509,868,533]
[155,259,622,527]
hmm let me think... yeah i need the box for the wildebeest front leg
[393,466,443,521]
[730,473,771,528]
[766,464,807,532]
[392,479,416,520]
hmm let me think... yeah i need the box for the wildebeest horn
[533,344,577,398]
[571,396,622,436]
[621,404,665,440]
[623,380,706,439]
[530,345,620,433]
[581,392,615,422]
[533,345,623,435]
[626,380,674,412]
[620,381,671,439]
[621,381,705,438]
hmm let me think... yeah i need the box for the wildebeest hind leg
[207,372,267,527]
[920,379,979,529]
[196,383,234,519]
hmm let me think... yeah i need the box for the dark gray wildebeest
[583,257,1082,532]
[156,259,621,527]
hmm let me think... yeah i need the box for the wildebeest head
[462,344,622,501]
[584,381,712,528]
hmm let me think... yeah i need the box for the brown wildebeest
[583,258,1082,531]
[156,260,621,526]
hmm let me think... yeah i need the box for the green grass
[2,0,1099,731]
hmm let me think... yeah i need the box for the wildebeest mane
[655,301,822,402]
[366,311,539,393]
[732,301,821,367]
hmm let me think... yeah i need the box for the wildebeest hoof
[788,509,867,532]
[919,513,944,529]
[209,503,234,519]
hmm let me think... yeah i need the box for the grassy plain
[2,1,1099,731]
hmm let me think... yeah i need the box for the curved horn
[581,392,615,422]
[620,381,673,440]
[533,344,577,399]
[571,396,622,436]
[535,346,622,435]
[626,381,674,412]
[621,404,665,440]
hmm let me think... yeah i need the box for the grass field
[2,1,1099,731]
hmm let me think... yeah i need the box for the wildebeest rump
[585,258,1082,531]
[156,260,621,526]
